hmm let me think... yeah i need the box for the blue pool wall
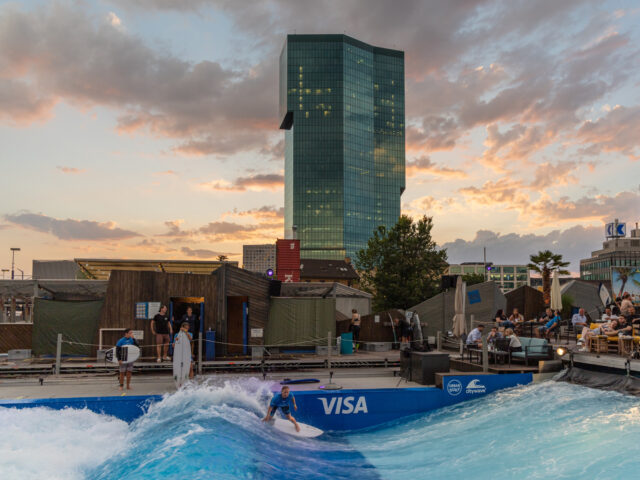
[0,373,532,431]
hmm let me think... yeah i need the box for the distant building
[242,245,277,274]
[300,259,359,286]
[280,34,405,260]
[445,262,530,293]
[580,222,640,281]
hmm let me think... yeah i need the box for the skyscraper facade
[280,34,405,260]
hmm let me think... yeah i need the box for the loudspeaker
[268,280,282,297]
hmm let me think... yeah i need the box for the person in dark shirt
[151,305,172,363]
[180,306,198,335]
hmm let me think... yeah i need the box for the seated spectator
[466,324,484,347]
[537,310,560,338]
[495,309,507,324]
[600,318,632,336]
[621,293,634,317]
[615,316,634,336]
[612,297,622,316]
[571,308,588,330]
[601,307,618,323]
[508,308,524,324]
[487,326,503,345]
[539,308,553,322]
[504,328,522,353]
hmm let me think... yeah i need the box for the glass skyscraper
[280,34,405,260]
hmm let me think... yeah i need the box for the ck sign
[606,222,625,237]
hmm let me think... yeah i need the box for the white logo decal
[446,379,462,396]
[319,396,368,414]
[465,379,487,394]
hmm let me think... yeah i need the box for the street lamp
[10,247,20,280]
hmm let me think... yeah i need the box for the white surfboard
[270,418,324,438]
[105,344,140,364]
[173,331,192,388]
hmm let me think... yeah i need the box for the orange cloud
[57,166,86,174]
[200,173,284,192]
[405,156,467,178]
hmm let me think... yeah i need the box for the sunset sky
[1,0,639,276]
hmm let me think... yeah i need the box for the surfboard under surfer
[262,385,300,432]
[173,322,194,379]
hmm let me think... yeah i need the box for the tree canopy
[355,215,448,311]
[462,273,486,286]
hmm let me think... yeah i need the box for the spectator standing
[151,305,172,363]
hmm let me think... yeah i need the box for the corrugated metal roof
[299,259,359,280]
[32,260,79,280]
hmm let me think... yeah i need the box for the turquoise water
[1,378,639,479]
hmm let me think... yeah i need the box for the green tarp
[32,298,103,356]
[265,297,336,347]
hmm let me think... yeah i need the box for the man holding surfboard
[116,328,138,391]
[262,386,300,432]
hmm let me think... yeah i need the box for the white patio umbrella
[452,276,467,337]
[550,270,562,312]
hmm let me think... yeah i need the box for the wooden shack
[96,264,270,357]
[505,285,545,320]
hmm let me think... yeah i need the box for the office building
[580,222,640,281]
[446,263,530,293]
[280,34,405,260]
[242,245,277,274]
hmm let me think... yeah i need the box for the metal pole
[198,333,203,375]
[482,337,489,373]
[55,333,62,375]
[327,331,332,371]
[436,331,442,351]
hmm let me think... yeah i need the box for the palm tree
[528,250,570,306]
[613,267,632,298]
[217,255,228,262]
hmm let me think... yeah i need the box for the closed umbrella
[452,276,467,337]
[550,270,562,312]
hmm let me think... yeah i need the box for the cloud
[441,225,605,273]
[228,205,285,219]
[5,212,140,240]
[154,170,179,176]
[200,173,284,192]
[157,220,192,238]
[0,4,278,156]
[528,191,640,223]
[180,246,235,258]
[577,105,640,160]
[198,219,282,242]
[405,156,467,178]
[57,166,85,174]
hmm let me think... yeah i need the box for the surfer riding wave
[262,385,300,432]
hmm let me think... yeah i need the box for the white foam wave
[0,406,129,480]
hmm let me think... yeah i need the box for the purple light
[266,268,274,277]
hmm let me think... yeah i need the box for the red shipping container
[276,239,300,282]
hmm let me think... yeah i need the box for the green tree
[355,215,448,310]
[462,273,485,286]
[527,250,570,306]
